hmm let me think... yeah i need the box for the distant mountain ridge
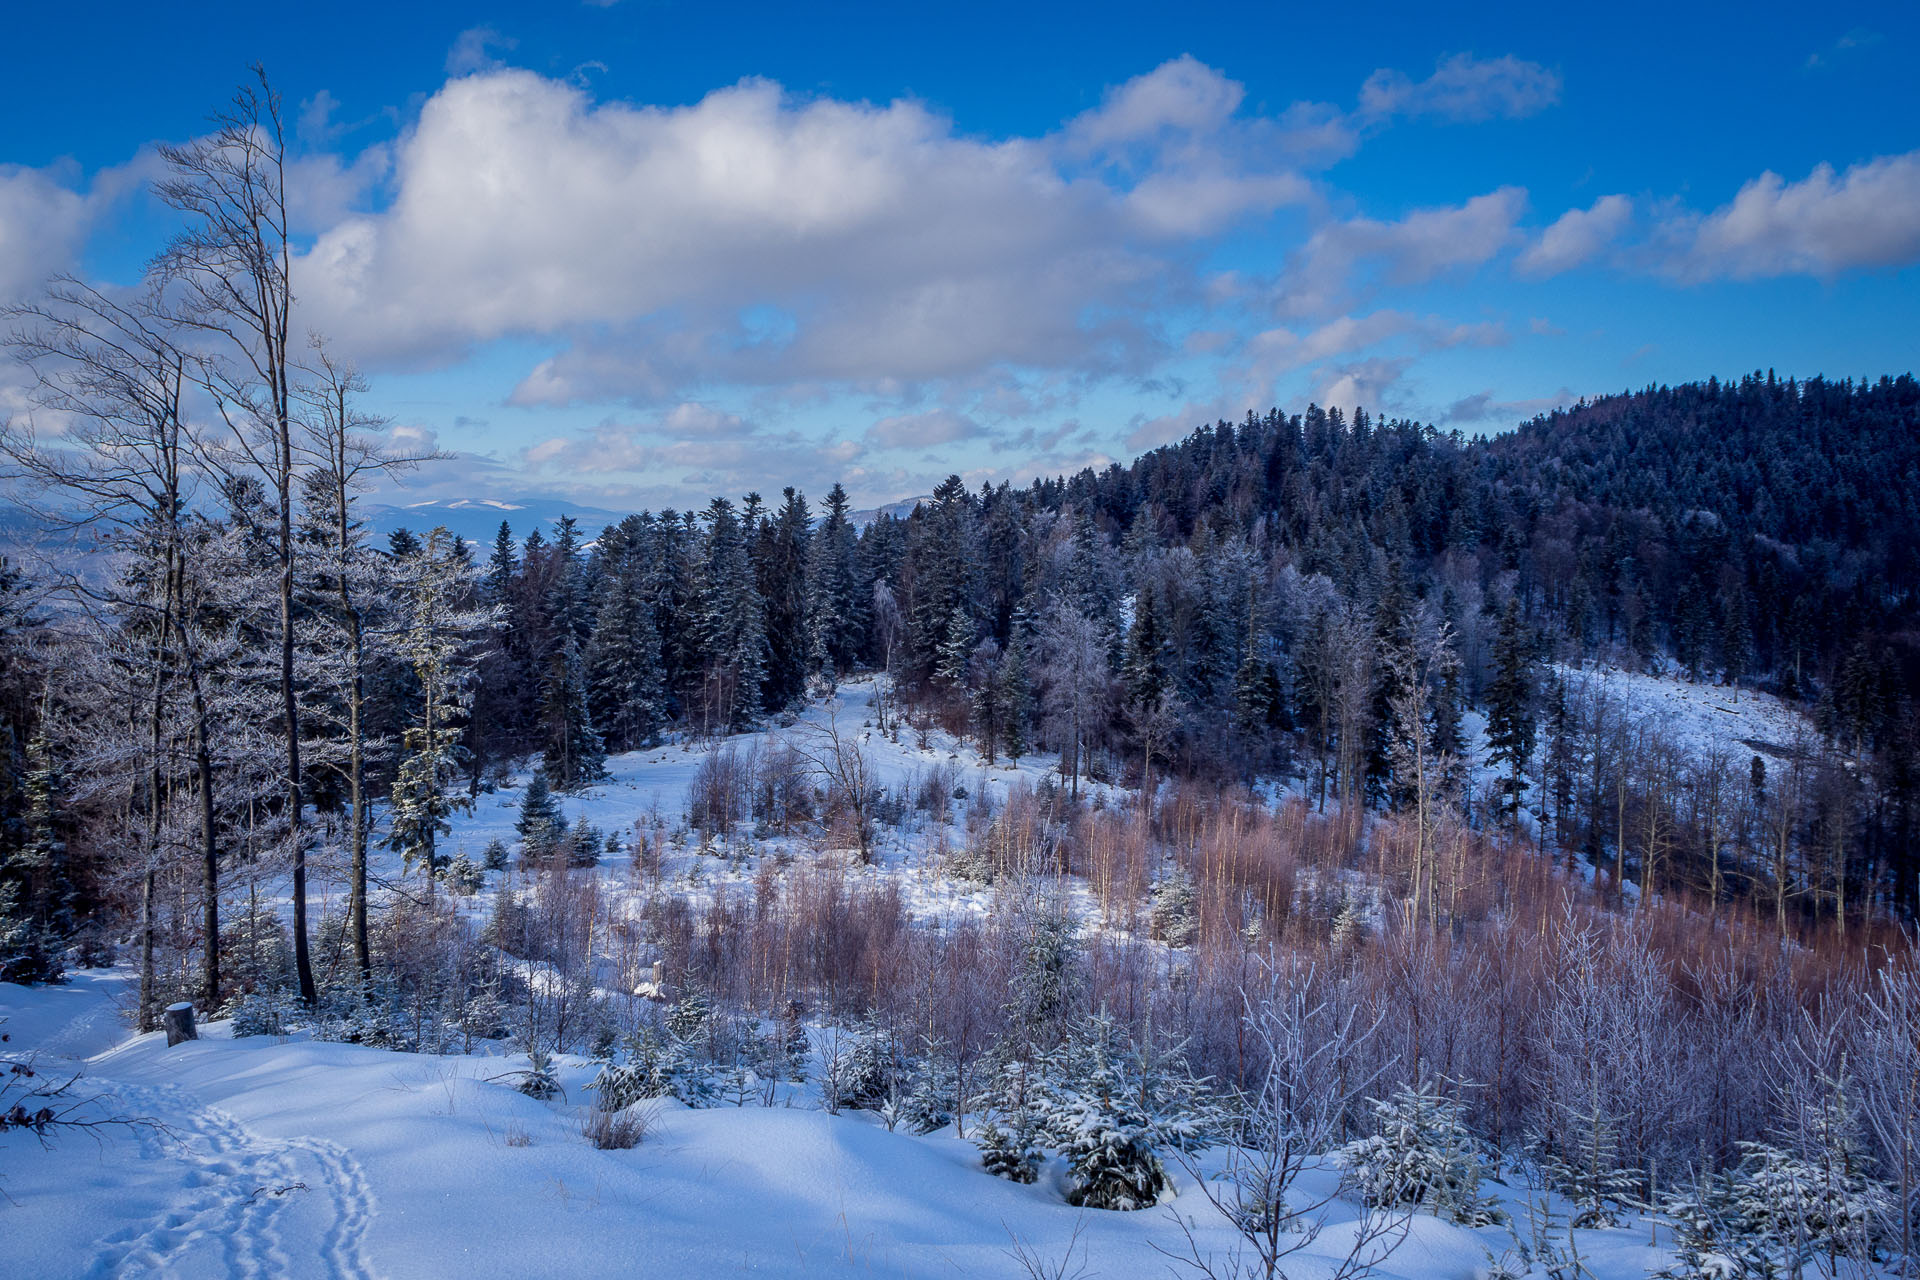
[363,498,623,548]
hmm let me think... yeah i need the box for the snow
[387,677,1122,938]
[2,972,1695,1280]
[1555,661,1816,763]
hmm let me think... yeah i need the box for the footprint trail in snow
[86,1082,379,1280]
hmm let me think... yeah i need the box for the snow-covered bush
[510,1047,564,1101]
[587,1023,732,1111]
[966,1011,1219,1209]
[218,903,292,994]
[564,820,602,868]
[1051,1087,1169,1210]
[820,1020,905,1113]
[445,853,484,896]
[1334,1079,1504,1226]
[227,989,293,1038]
[481,838,510,872]
[1148,866,1197,947]
[977,1119,1040,1183]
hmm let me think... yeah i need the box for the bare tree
[1381,605,1461,928]
[870,579,903,736]
[1856,952,1920,1275]
[155,66,316,1002]
[296,339,432,980]
[2,278,226,1021]
[1164,955,1406,1280]
[791,699,881,863]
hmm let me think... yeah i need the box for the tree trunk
[163,1001,198,1046]
[139,870,158,1034]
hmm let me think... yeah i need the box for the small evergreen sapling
[1148,866,1198,947]
[1335,1079,1505,1226]
[977,1118,1041,1184]
[515,773,568,861]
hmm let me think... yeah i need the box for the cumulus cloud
[1517,194,1632,277]
[1661,150,1920,280]
[446,27,518,77]
[1282,187,1528,316]
[298,69,1196,396]
[0,164,92,303]
[1358,53,1561,124]
[1066,55,1245,150]
[865,408,982,449]
[1312,357,1411,412]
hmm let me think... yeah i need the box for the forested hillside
[5,372,1920,995]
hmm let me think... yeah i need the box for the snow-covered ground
[368,677,1123,940]
[1555,661,1816,762]
[3,971,1689,1280]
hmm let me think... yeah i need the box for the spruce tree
[1122,581,1171,712]
[385,528,486,879]
[695,497,768,732]
[515,770,568,859]
[759,487,813,710]
[541,634,606,791]
[805,483,864,679]
[995,619,1032,762]
[584,518,665,753]
[0,725,73,984]
[1484,598,1537,827]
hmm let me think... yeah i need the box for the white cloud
[298,69,1188,395]
[1517,194,1633,278]
[1313,357,1411,413]
[865,408,981,449]
[1358,54,1561,124]
[0,164,91,303]
[1282,187,1527,316]
[1663,150,1920,280]
[1066,55,1244,150]
[446,27,517,77]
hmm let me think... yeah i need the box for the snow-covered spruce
[1333,1078,1505,1226]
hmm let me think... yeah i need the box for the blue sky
[4,0,1917,511]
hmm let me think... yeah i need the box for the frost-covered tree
[805,483,864,680]
[385,528,487,880]
[976,1118,1040,1183]
[1008,902,1084,1047]
[540,634,605,792]
[1046,1047,1170,1210]
[1335,1079,1503,1226]
[694,497,767,733]
[1148,865,1197,947]
[584,517,666,753]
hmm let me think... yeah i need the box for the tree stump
[164,1002,198,1047]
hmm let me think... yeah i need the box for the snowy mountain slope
[2,973,1682,1280]
[1554,662,1816,761]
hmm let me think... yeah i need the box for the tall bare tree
[154,66,315,1002]
[297,340,432,980]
